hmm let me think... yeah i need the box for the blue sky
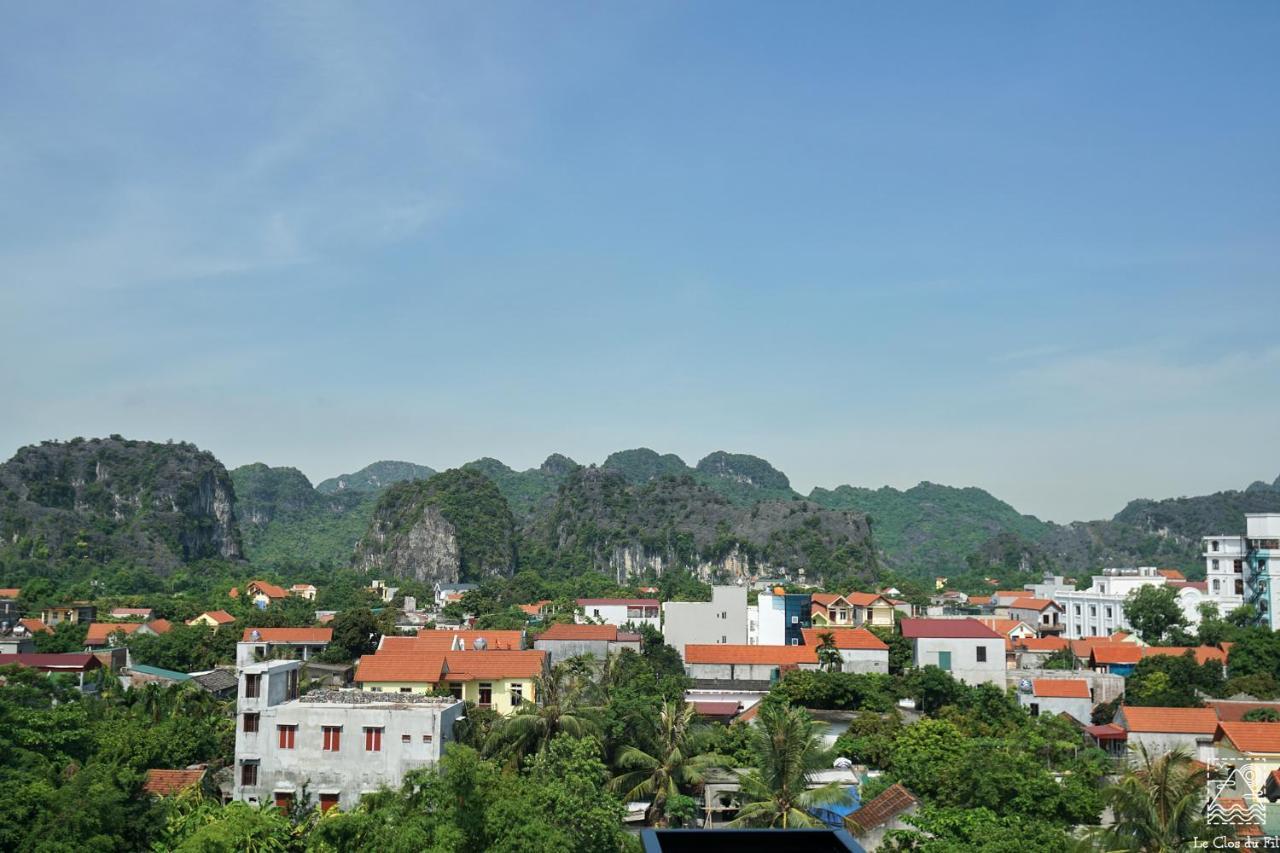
[2,2,1278,522]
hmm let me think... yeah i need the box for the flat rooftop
[295,688,460,708]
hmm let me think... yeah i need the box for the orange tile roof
[247,580,288,599]
[413,629,523,651]
[19,618,51,634]
[844,592,890,607]
[1215,722,1280,754]
[800,627,889,651]
[85,622,145,645]
[1008,597,1058,611]
[1089,644,1143,665]
[1141,646,1226,666]
[537,623,620,641]
[190,610,236,625]
[811,593,845,607]
[684,644,817,665]
[240,627,332,643]
[517,600,552,616]
[845,783,918,834]
[993,590,1028,599]
[967,595,992,605]
[0,588,20,598]
[148,619,173,635]
[442,649,547,681]
[1156,569,1186,580]
[1032,679,1091,699]
[143,768,206,796]
[976,617,1034,637]
[355,650,448,683]
[1119,706,1218,734]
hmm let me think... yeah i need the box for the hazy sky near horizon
[2,3,1278,523]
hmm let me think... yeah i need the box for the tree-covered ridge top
[315,460,437,494]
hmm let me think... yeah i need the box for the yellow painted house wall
[362,677,536,714]
[189,614,232,629]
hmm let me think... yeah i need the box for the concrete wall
[1019,693,1093,724]
[686,661,819,683]
[234,696,463,811]
[1126,731,1215,765]
[236,641,328,668]
[533,638,640,665]
[837,649,890,674]
[575,603,659,631]
[663,586,747,658]
[912,637,1005,686]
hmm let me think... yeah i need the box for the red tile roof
[1084,723,1127,741]
[899,618,1002,640]
[576,598,659,607]
[1090,644,1143,666]
[1014,637,1070,652]
[189,610,236,625]
[1118,706,1218,734]
[413,629,523,651]
[1008,597,1058,611]
[85,622,145,645]
[1141,646,1226,666]
[19,618,52,635]
[684,644,816,665]
[537,623,620,641]
[1207,701,1280,722]
[0,653,101,672]
[1032,679,1091,699]
[247,580,288,599]
[1215,722,1280,754]
[844,783,918,834]
[692,701,741,717]
[800,627,889,651]
[354,651,448,683]
[143,768,206,796]
[844,592,890,607]
[240,627,332,644]
[442,649,547,681]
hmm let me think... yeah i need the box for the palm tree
[609,700,729,827]
[815,632,843,673]
[1101,743,1218,851]
[484,664,599,768]
[728,702,853,828]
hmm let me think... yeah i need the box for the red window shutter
[319,793,339,812]
[274,792,291,810]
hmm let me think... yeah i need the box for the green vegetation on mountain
[693,451,800,504]
[354,468,518,581]
[601,448,690,484]
[315,460,435,494]
[231,463,375,570]
[0,436,241,574]
[810,481,1051,575]
[462,455,578,518]
[521,467,876,587]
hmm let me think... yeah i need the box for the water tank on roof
[1019,678,1033,694]
[250,629,262,641]
[773,586,786,596]
[473,637,487,651]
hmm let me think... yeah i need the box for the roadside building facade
[233,660,463,813]
[663,586,748,658]
[899,618,1005,687]
[575,598,660,630]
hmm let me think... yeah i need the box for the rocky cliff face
[0,436,242,571]
[351,469,517,583]
[354,501,462,582]
[526,467,876,585]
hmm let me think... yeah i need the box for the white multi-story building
[234,660,464,813]
[1201,513,1280,628]
[575,598,660,631]
[663,586,747,658]
[1202,535,1247,613]
[1056,567,1227,638]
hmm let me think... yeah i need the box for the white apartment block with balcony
[1202,535,1248,614]
[233,660,464,813]
[1056,567,1234,639]
[1246,514,1280,628]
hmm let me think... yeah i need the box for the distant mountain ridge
[3,436,1276,583]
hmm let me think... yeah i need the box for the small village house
[899,618,1006,686]
[1114,705,1219,764]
